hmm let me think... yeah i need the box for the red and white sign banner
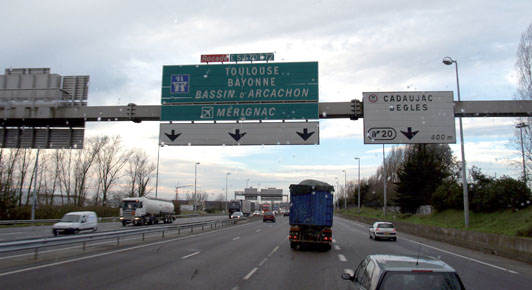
[200,54,229,63]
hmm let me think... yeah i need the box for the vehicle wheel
[290,241,297,249]
[74,229,80,234]
[53,230,58,236]
[122,221,126,227]
[323,244,332,251]
[393,237,397,241]
[93,227,97,232]
[369,232,372,239]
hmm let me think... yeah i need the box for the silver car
[342,254,465,290]
[369,222,397,241]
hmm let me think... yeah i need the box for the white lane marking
[181,251,200,259]
[405,239,519,274]
[344,268,354,276]
[338,254,347,262]
[231,287,239,290]
[232,237,241,241]
[256,229,261,232]
[258,258,268,267]
[268,246,279,257]
[334,245,341,251]
[0,221,254,277]
[243,267,258,280]
[0,232,25,236]
[332,239,337,243]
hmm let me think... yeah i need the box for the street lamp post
[516,122,529,184]
[443,56,470,227]
[225,172,230,214]
[355,157,361,211]
[246,179,250,188]
[194,162,200,212]
[155,143,163,198]
[382,144,387,216]
[335,177,339,210]
[342,170,347,211]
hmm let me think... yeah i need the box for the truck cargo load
[289,179,334,251]
[119,197,175,226]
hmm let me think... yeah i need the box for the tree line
[0,135,156,219]
[341,144,531,214]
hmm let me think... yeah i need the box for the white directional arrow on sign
[159,122,319,146]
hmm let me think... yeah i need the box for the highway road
[0,215,228,241]
[0,215,531,290]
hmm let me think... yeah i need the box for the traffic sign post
[363,91,456,144]
[159,121,319,146]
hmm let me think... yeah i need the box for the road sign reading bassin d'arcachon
[161,62,318,104]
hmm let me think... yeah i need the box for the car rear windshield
[61,215,80,222]
[378,223,394,228]
[379,271,464,290]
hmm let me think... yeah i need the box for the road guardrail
[0,217,250,258]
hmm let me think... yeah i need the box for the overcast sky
[1,0,531,201]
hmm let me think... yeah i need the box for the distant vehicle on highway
[252,210,261,216]
[283,210,290,217]
[230,211,244,219]
[53,211,98,236]
[369,222,397,241]
[341,254,466,290]
[119,197,174,226]
[263,211,276,222]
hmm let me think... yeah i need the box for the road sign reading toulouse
[363,91,456,144]
[159,121,319,146]
[161,62,318,104]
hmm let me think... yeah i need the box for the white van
[53,211,98,236]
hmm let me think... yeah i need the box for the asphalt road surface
[0,215,531,290]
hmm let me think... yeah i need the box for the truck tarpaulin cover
[289,180,334,227]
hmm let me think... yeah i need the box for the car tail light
[375,228,380,232]
[392,228,396,232]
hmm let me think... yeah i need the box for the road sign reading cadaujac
[161,62,318,104]
[363,91,456,144]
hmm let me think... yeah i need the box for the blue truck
[288,179,334,251]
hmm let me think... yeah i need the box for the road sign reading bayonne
[161,62,318,104]
[363,91,456,144]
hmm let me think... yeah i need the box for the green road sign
[161,103,318,121]
[161,62,318,104]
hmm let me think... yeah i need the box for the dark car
[263,211,276,222]
[342,254,465,290]
[283,210,290,217]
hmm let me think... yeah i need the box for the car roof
[368,255,456,273]
[65,211,97,216]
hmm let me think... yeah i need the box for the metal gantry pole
[383,144,387,216]
[194,162,200,212]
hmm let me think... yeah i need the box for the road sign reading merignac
[161,103,318,121]
[161,62,318,104]
[363,91,456,144]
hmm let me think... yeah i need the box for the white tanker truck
[119,197,175,226]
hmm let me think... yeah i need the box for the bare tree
[514,22,532,182]
[125,149,155,197]
[72,137,104,206]
[95,135,130,206]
